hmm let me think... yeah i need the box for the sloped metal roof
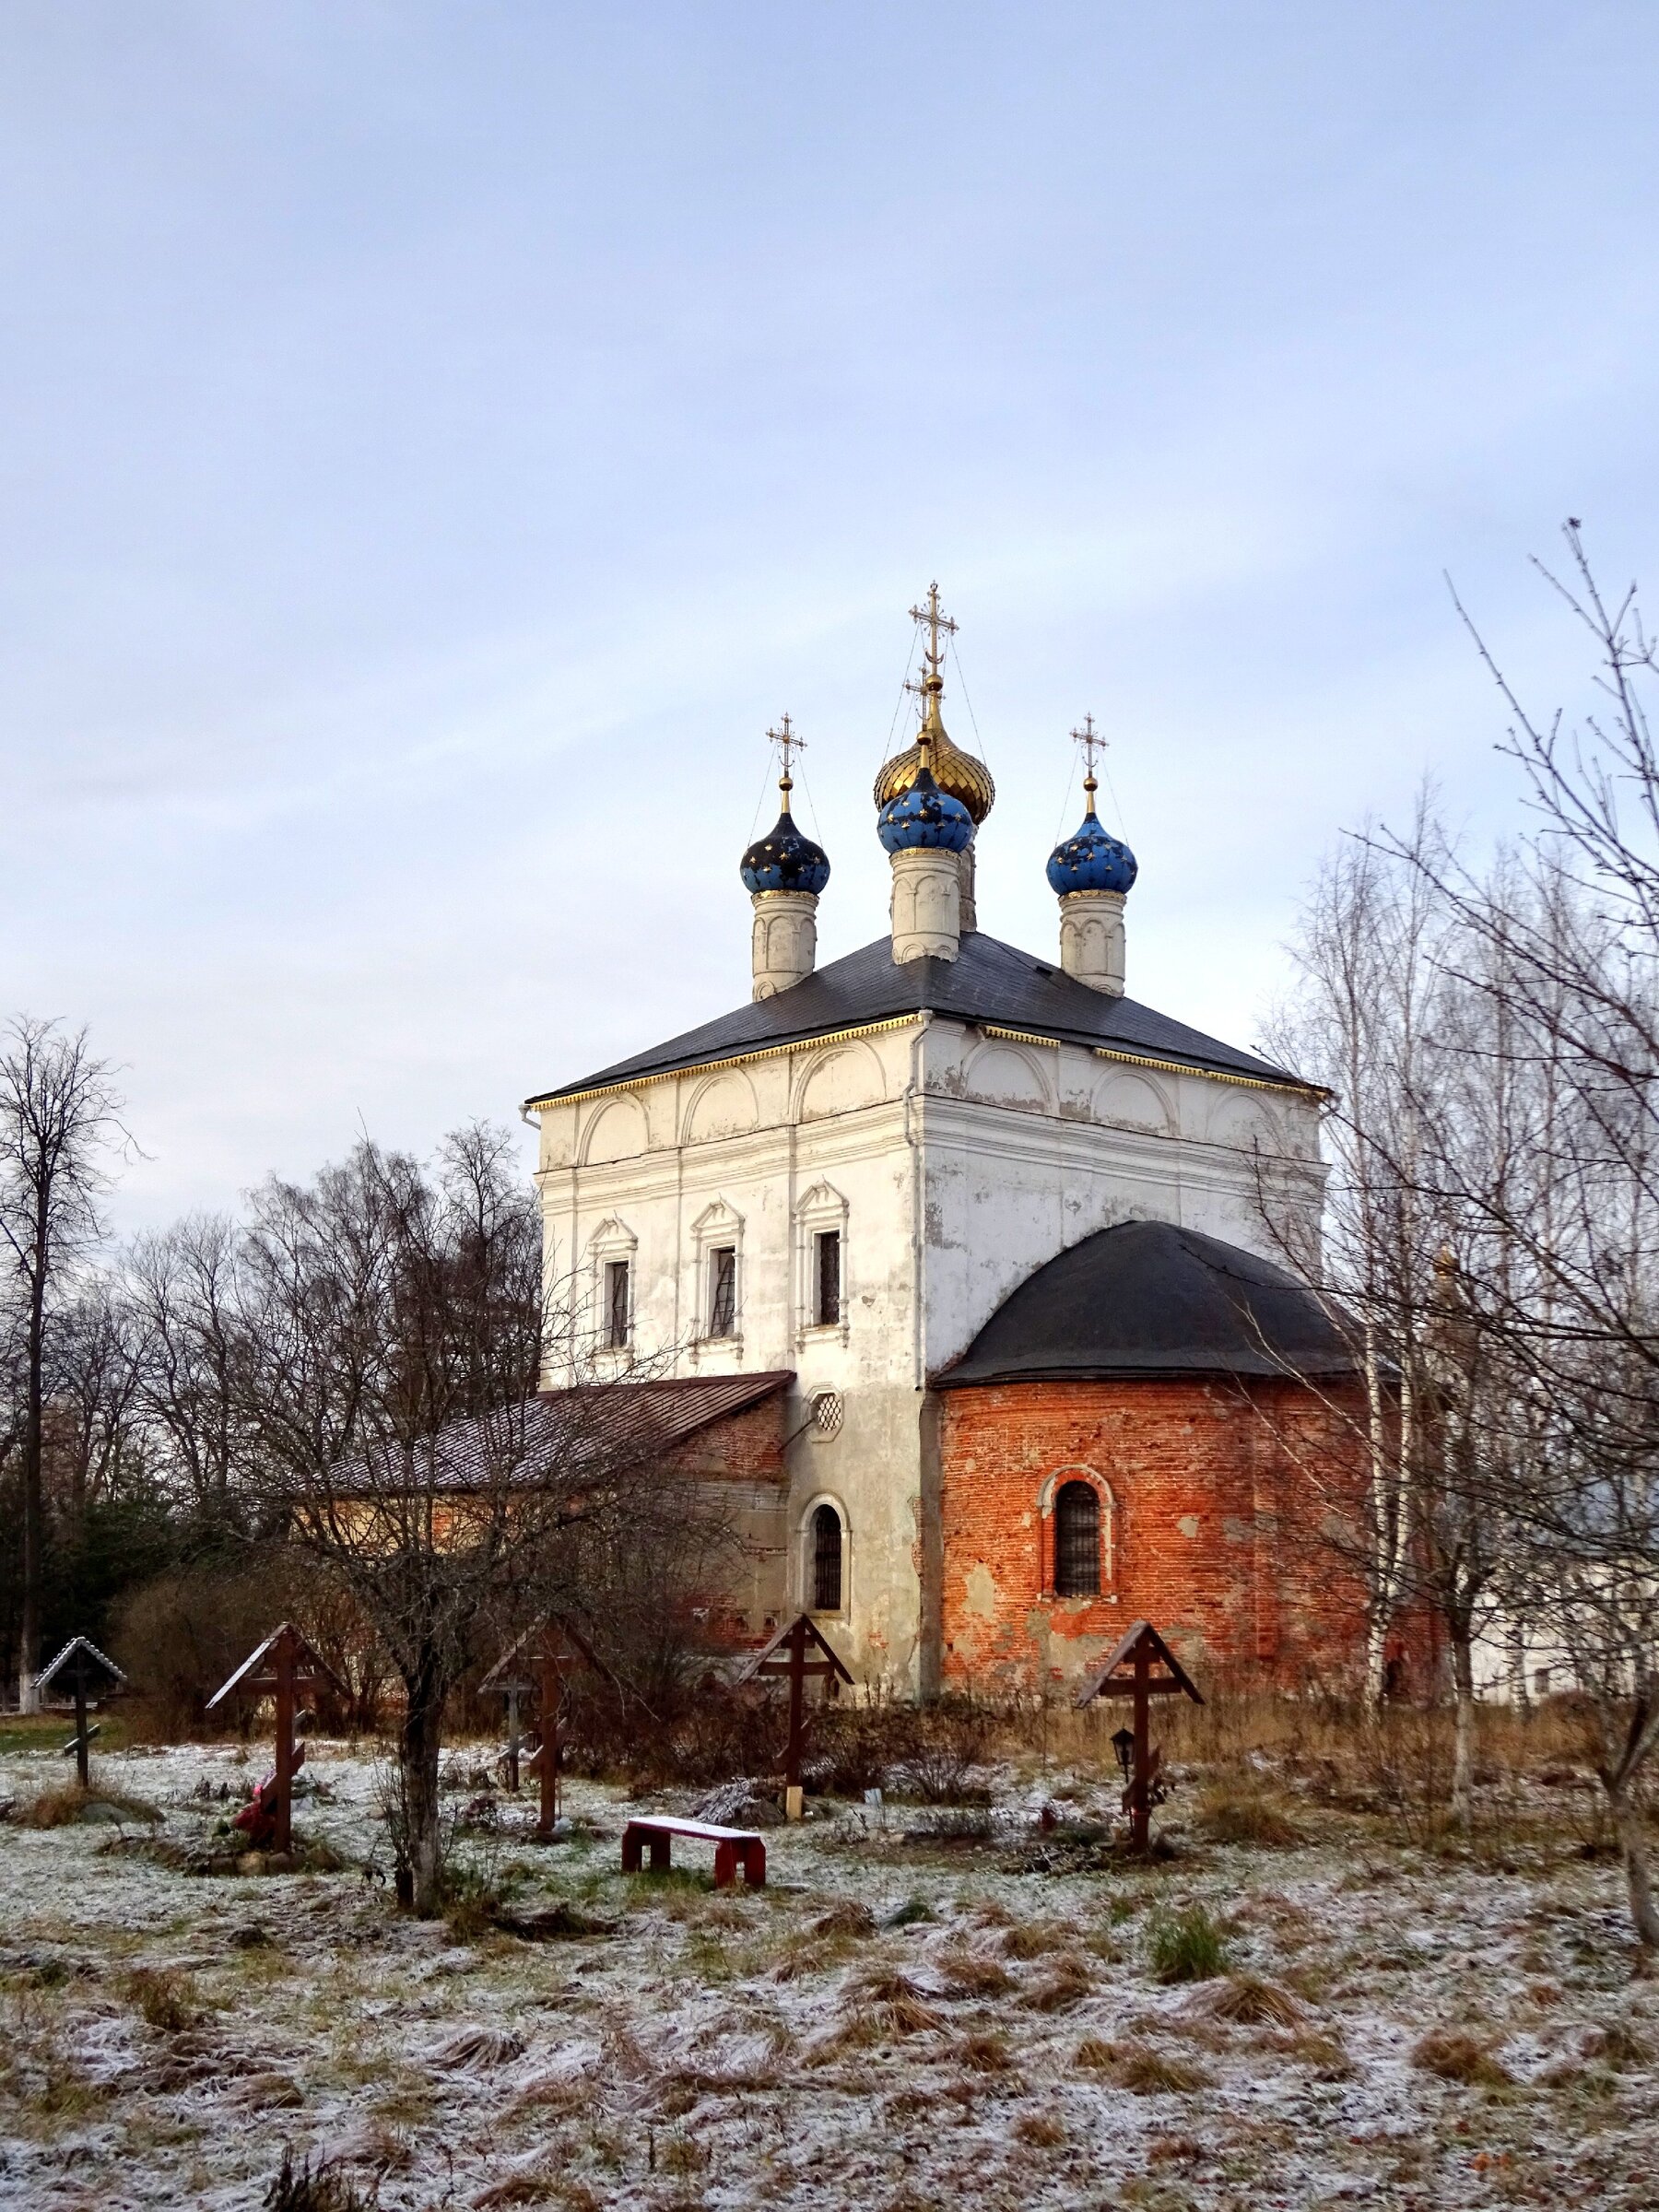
[934,1220,1355,1387]
[326,1371,795,1496]
[526,932,1310,1107]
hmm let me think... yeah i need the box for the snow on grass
[0,1735,1655,2208]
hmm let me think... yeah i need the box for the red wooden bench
[620,1816,767,1889]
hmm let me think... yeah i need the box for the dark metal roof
[527,932,1308,1105]
[325,1372,794,1496]
[933,1219,1355,1387]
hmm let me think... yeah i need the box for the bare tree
[0,1020,127,1710]
[126,1215,246,1533]
[1261,818,1557,1823]
[1359,526,1659,1941]
[220,1124,712,1912]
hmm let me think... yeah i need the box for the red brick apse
[931,1221,1371,1693]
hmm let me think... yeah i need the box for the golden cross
[907,581,959,680]
[1071,712,1105,779]
[767,712,805,793]
[1072,713,1105,815]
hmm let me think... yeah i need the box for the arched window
[812,1503,843,1612]
[1053,1480,1100,1597]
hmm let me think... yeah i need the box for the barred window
[1053,1480,1100,1597]
[708,1245,736,1337]
[604,1259,630,1349]
[812,1503,843,1612]
[814,1230,841,1326]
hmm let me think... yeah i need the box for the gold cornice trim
[525,1015,922,1115]
[981,1025,1061,1050]
[1092,1043,1324,1099]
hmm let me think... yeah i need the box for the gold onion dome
[873,677,996,825]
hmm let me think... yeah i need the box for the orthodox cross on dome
[767,712,805,800]
[903,583,959,766]
[908,580,959,682]
[1072,712,1106,817]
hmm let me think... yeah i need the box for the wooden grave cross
[1074,1619,1204,1853]
[37,1636,127,1789]
[206,1623,340,1857]
[483,1616,609,1840]
[736,1614,853,1819]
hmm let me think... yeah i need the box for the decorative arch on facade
[682,1067,759,1144]
[961,1038,1054,1113]
[1200,1085,1287,1156]
[794,1038,887,1123]
[798,1489,851,1618]
[1037,1465,1116,1600]
[1091,1065,1176,1136]
[580,1091,649,1164]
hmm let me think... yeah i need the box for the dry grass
[1013,2110,1067,2147]
[18,1780,161,1830]
[841,1968,943,2037]
[1183,1972,1304,2028]
[1000,1921,1066,1960]
[1194,1783,1303,1847]
[1277,2027,1355,2080]
[1075,2036,1211,2094]
[1584,2020,1652,2071]
[936,1947,1015,1999]
[1019,1953,1093,2012]
[1411,2029,1514,2087]
[434,2026,526,2069]
[956,2030,1014,2073]
[473,2171,558,2207]
[810,1900,877,1938]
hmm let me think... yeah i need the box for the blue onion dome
[877,761,973,854]
[1047,808,1137,895]
[740,782,830,894]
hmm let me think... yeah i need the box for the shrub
[123,1968,201,2034]
[895,1697,994,1805]
[1147,1904,1229,1984]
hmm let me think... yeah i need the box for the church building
[524,590,1361,1697]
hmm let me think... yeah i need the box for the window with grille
[812,1502,843,1611]
[604,1259,630,1349]
[708,1245,736,1337]
[1053,1480,1100,1597]
[813,1230,841,1326]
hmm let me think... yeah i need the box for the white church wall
[918,1021,1324,1374]
[531,1009,1324,1692]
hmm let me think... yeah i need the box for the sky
[6,3,1659,1232]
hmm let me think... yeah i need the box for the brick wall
[665,1394,791,1648]
[937,1377,1372,1693]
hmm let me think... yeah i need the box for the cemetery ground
[1,1706,1656,2211]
